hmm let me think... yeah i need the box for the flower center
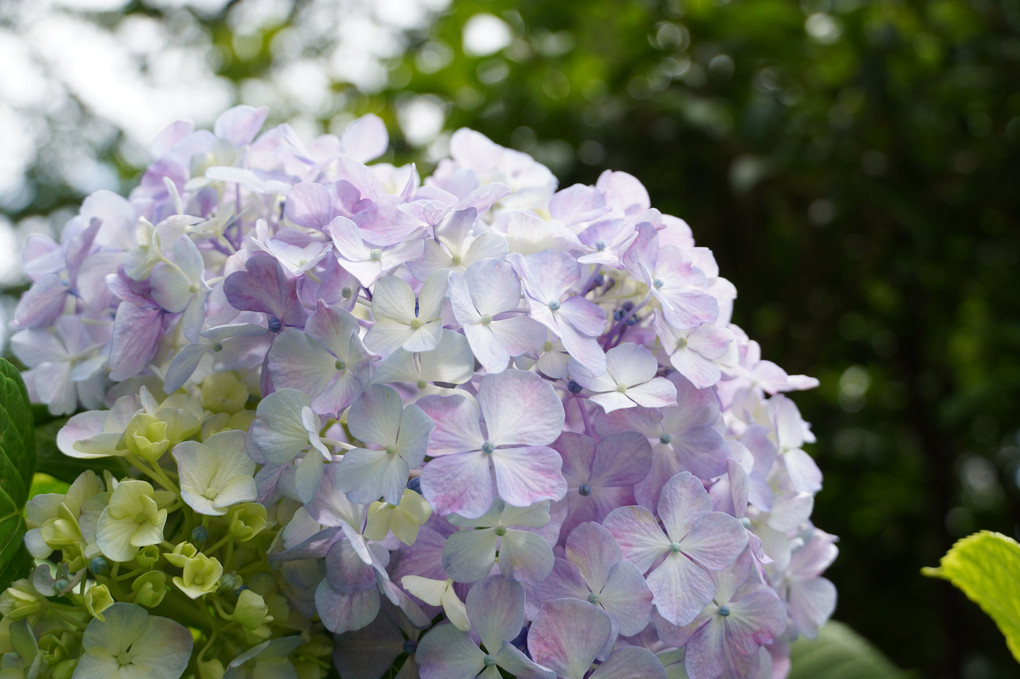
[403,639,417,654]
[653,278,664,289]
[718,605,731,617]
[659,433,672,444]
[483,654,497,667]
[480,314,493,326]
[578,483,592,496]
[481,441,495,454]
[369,249,383,261]
[668,542,682,554]
[494,525,507,537]
[335,359,347,371]
[548,300,561,311]
[410,318,422,330]
[588,592,600,604]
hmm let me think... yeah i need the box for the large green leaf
[789,621,912,679]
[0,358,37,592]
[923,531,1020,663]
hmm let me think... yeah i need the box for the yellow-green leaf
[0,358,37,592]
[923,530,1020,663]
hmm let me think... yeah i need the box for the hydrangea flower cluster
[2,106,836,679]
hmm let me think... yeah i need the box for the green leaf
[923,530,1020,663]
[789,621,913,679]
[0,357,37,592]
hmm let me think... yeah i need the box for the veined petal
[348,385,403,446]
[478,370,564,447]
[529,599,611,679]
[442,529,498,583]
[466,577,527,654]
[417,394,485,454]
[589,646,666,679]
[656,472,713,544]
[497,529,555,582]
[420,451,494,518]
[681,512,748,571]
[598,561,654,636]
[372,275,416,323]
[417,624,485,679]
[647,552,715,626]
[602,505,669,573]
[492,446,567,508]
[565,522,622,591]
[335,447,408,505]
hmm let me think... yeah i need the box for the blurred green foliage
[5,0,1020,676]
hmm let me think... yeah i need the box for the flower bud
[173,553,224,599]
[164,541,199,568]
[201,371,250,414]
[136,545,161,569]
[0,580,44,620]
[132,571,168,608]
[123,413,170,462]
[232,589,272,631]
[229,503,267,542]
[89,556,111,576]
[84,584,115,620]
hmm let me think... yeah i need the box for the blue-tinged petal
[682,512,748,571]
[335,447,408,506]
[420,452,494,519]
[267,329,337,400]
[466,577,526,654]
[656,472,713,544]
[294,449,325,504]
[348,384,404,446]
[477,370,564,447]
[589,646,667,679]
[442,529,497,583]
[247,389,315,465]
[597,561,654,636]
[565,522,621,591]
[315,581,380,634]
[492,445,567,508]
[603,505,670,573]
[528,599,611,679]
[647,552,715,627]
[495,641,556,679]
[417,394,485,454]
[417,624,485,679]
[496,529,554,583]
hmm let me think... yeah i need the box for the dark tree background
[3,1,1019,677]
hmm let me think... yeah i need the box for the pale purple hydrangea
[11,106,834,678]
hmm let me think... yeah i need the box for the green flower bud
[173,553,223,599]
[201,372,250,414]
[131,571,168,608]
[198,657,226,679]
[0,580,44,620]
[88,556,111,576]
[123,413,170,462]
[232,589,272,631]
[229,503,267,542]
[164,541,200,568]
[84,584,115,620]
[136,545,161,569]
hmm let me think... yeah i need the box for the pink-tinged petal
[417,394,485,454]
[304,302,359,358]
[13,274,67,329]
[788,577,836,638]
[590,646,666,679]
[223,253,306,328]
[670,347,723,390]
[783,448,822,494]
[659,291,719,330]
[673,427,730,479]
[417,624,485,679]
[214,104,268,145]
[341,113,389,163]
[267,329,337,400]
[565,522,622,591]
[464,324,511,374]
[420,452,494,518]
[395,404,434,465]
[467,577,527,653]
[108,303,164,380]
[348,384,403,446]
[553,432,595,486]
[529,599,611,679]
[730,584,787,643]
[656,472,713,543]
[491,316,546,355]
[681,513,748,571]
[464,258,522,316]
[285,182,335,229]
[497,529,554,583]
[589,391,637,414]
[590,432,652,487]
[684,618,726,679]
[312,370,367,419]
[605,343,657,385]
[602,505,670,573]
[10,329,67,366]
[557,325,607,375]
[598,561,654,636]
[449,273,484,324]
[478,370,564,447]
[626,378,678,408]
[569,360,619,394]
[529,558,590,606]
[558,296,607,337]
[495,642,556,679]
[81,189,136,248]
[315,581,380,634]
[596,170,651,215]
[648,553,715,626]
[492,446,567,508]
[335,447,408,505]
[442,529,498,583]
